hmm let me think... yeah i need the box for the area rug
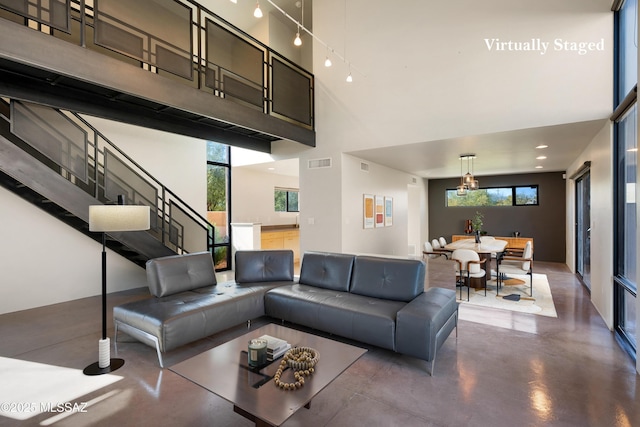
[458,273,558,318]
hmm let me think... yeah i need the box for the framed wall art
[363,194,374,229]
[375,195,385,227]
[384,196,393,226]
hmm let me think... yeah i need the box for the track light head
[254,2,263,18]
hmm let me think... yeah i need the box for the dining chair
[497,241,533,296]
[451,249,487,301]
[479,235,500,261]
[423,241,449,260]
[438,236,447,247]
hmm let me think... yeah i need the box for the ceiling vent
[360,162,370,172]
[308,158,332,169]
[411,177,418,184]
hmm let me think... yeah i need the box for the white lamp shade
[89,205,150,232]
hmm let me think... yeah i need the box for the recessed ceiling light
[536,155,547,160]
[536,144,548,149]
[535,165,543,169]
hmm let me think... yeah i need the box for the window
[613,0,638,357]
[275,188,299,212]
[206,141,231,271]
[446,185,538,207]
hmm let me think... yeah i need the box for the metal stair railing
[1,96,213,257]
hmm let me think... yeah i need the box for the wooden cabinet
[261,228,300,262]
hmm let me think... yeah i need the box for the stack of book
[259,334,291,361]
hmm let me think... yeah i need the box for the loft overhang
[0,20,315,153]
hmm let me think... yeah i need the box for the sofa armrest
[395,287,458,362]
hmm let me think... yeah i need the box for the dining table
[444,238,508,289]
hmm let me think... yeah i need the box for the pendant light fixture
[458,154,479,194]
[468,155,479,190]
[456,156,468,196]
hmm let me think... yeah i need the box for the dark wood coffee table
[170,323,367,426]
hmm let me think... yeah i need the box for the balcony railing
[0,0,314,130]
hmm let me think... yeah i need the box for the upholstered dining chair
[423,241,449,260]
[438,236,447,247]
[451,248,487,301]
[497,241,533,296]
[431,238,451,255]
[479,235,499,260]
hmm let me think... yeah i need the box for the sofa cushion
[349,256,425,302]
[235,250,294,283]
[298,252,355,291]
[146,252,217,297]
[265,284,404,350]
[115,281,286,352]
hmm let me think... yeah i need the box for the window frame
[275,187,299,212]
[445,185,539,207]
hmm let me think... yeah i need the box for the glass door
[576,171,591,291]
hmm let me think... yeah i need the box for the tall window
[613,0,637,357]
[207,141,231,271]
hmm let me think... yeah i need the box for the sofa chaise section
[114,250,294,367]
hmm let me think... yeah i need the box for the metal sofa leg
[430,346,437,376]
[114,321,165,368]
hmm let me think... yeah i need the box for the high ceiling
[206,0,609,181]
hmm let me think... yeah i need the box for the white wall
[340,154,423,257]
[0,187,147,315]
[565,122,614,328]
[231,166,299,226]
[0,117,207,315]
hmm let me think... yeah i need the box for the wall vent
[360,162,370,172]
[411,177,417,184]
[308,158,332,169]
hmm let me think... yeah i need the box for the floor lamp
[83,201,150,376]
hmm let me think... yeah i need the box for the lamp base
[83,358,125,376]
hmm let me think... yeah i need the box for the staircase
[0,97,213,268]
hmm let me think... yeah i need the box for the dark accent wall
[428,172,566,262]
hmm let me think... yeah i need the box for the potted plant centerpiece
[472,211,484,243]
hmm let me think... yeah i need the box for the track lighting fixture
[294,26,302,46]
[255,0,361,83]
[254,1,263,18]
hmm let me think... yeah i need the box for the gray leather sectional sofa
[114,249,458,374]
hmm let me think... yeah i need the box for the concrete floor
[0,259,638,427]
